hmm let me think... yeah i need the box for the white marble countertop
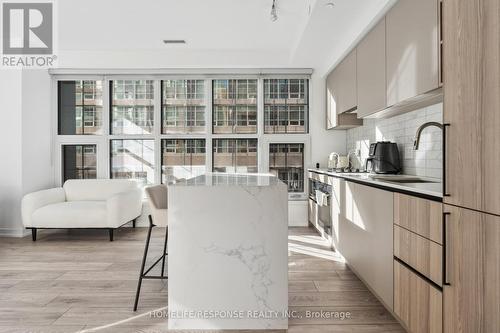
[167,173,288,330]
[308,168,442,199]
[170,172,283,187]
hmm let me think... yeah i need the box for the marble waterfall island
[167,173,289,330]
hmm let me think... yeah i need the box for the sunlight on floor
[288,234,344,262]
[78,306,167,332]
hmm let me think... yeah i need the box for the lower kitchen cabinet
[394,260,442,333]
[443,205,500,333]
[339,182,394,309]
[394,224,442,286]
[308,198,317,226]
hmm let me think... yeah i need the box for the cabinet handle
[443,123,451,197]
[443,212,451,286]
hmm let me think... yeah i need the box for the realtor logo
[1,1,56,67]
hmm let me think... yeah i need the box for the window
[55,75,310,191]
[269,143,304,192]
[111,80,154,135]
[162,139,206,184]
[110,139,155,186]
[264,79,308,133]
[58,80,103,135]
[213,139,258,173]
[162,80,206,134]
[62,145,97,182]
[213,79,257,134]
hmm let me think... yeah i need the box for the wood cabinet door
[337,49,357,114]
[326,50,362,129]
[386,0,439,106]
[326,68,339,129]
[443,205,500,333]
[357,18,386,118]
[394,260,443,333]
[394,193,443,244]
[443,0,500,216]
[394,225,443,286]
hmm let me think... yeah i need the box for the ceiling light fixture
[270,0,278,22]
[163,40,186,44]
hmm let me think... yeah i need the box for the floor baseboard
[0,227,30,238]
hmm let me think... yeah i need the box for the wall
[0,70,55,237]
[346,103,443,179]
[0,71,24,236]
[21,70,55,202]
[309,73,347,168]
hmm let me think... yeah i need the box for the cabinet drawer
[394,260,442,333]
[394,225,442,286]
[394,193,442,244]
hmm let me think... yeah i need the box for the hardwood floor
[0,227,404,333]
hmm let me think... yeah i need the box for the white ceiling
[56,0,396,72]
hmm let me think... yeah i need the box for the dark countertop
[308,168,442,201]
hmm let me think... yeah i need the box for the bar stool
[133,184,168,311]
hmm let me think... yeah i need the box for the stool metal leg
[161,227,168,277]
[133,215,153,311]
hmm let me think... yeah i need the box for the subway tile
[346,103,442,179]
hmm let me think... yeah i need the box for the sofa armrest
[21,188,66,228]
[107,188,143,227]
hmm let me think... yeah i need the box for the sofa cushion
[63,179,138,201]
[31,201,107,228]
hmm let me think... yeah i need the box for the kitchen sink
[369,175,439,184]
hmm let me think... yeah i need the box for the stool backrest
[145,185,168,226]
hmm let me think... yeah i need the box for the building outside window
[62,144,97,182]
[213,139,258,173]
[111,80,154,135]
[55,75,310,196]
[269,143,304,192]
[58,80,103,135]
[162,80,206,134]
[213,79,257,134]
[110,139,155,187]
[162,139,206,184]
[264,79,308,134]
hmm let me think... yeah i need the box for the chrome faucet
[413,122,443,150]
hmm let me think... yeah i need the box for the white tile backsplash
[347,103,443,179]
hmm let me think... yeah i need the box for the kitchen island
[167,173,289,330]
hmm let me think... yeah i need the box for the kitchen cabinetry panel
[335,49,357,114]
[443,0,500,216]
[339,182,393,309]
[443,205,500,333]
[394,193,442,244]
[357,18,386,118]
[326,50,362,129]
[386,0,440,106]
[394,260,443,333]
[394,225,442,286]
[308,198,317,226]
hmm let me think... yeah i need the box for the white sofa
[21,179,143,241]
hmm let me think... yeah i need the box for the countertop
[308,168,442,200]
[170,172,283,187]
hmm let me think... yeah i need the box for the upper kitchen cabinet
[443,0,500,215]
[357,18,387,118]
[326,50,363,129]
[386,0,440,107]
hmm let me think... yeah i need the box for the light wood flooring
[0,227,404,333]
